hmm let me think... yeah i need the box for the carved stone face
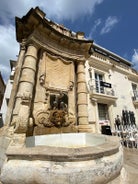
[50,110,66,128]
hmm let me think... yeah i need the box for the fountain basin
[0,133,123,184]
[26,133,106,148]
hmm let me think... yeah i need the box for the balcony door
[95,73,104,94]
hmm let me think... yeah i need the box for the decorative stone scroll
[34,110,53,127]
[34,109,74,128]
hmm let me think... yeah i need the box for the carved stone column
[77,61,92,132]
[67,62,76,123]
[12,43,38,133]
[5,39,26,126]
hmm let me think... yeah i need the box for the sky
[0,0,138,83]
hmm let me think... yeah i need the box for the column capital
[25,43,38,59]
[20,39,27,50]
[77,60,85,65]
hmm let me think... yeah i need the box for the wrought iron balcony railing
[88,79,115,97]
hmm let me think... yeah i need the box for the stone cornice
[89,55,112,72]
[89,54,138,82]
[93,43,132,67]
[26,34,88,62]
[16,7,93,61]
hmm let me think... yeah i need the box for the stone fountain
[0,133,122,184]
[0,7,123,184]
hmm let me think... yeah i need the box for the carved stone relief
[45,53,72,90]
[33,51,76,129]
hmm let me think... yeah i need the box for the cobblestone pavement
[122,148,138,184]
[110,148,138,184]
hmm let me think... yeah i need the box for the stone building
[0,72,5,109]
[3,7,138,134]
[0,72,5,128]
[0,60,16,127]
[85,43,138,133]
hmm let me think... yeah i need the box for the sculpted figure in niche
[48,91,71,128]
[50,91,68,111]
[34,91,74,128]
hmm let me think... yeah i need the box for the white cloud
[0,0,104,24]
[100,16,119,35]
[0,0,105,82]
[40,0,104,21]
[0,25,19,82]
[132,49,138,70]
[0,0,36,25]
[88,18,101,39]
[0,65,11,83]
[88,16,118,39]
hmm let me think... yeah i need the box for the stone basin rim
[6,134,120,162]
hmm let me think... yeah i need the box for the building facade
[86,43,138,133]
[0,60,16,127]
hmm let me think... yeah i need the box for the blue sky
[0,0,138,82]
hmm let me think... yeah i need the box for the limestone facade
[86,43,138,133]
[0,61,16,127]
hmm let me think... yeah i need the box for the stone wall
[0,127,13,172]
[0,136,11,170]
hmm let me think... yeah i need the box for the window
[98,103,109,121]
[132,83,138,99]
[95,73,104,93]
[132,83,137,91]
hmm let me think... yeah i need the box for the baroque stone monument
[5,7,93,135]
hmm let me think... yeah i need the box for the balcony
[88,80,117,104]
